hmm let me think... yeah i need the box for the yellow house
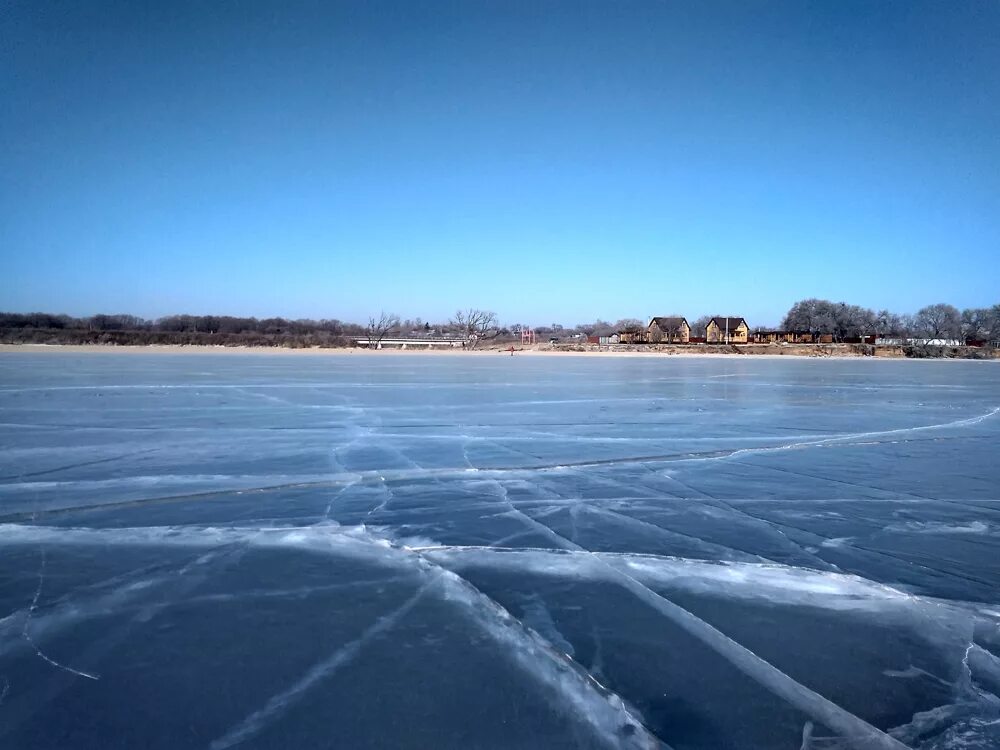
[706,317,749,344]
[647,317,690,343]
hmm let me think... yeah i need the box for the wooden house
[706,317,749,344]
[647,317,690,344]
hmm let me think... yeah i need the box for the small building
[588,334,621,345]
[706,317,749,344]
[618,329,647,344]
[647,317,690,344]
[751,330,815,344]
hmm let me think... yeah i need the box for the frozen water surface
[1,352,999,749]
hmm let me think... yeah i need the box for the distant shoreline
[0,343,775,359]
[2,343,996,361]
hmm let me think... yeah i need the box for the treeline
[4,302,999,349]
[541,302,1000,344]
[0,312,369,348]
[779,300,1000,342]
[0,312,366,335]
[0,312,491,348]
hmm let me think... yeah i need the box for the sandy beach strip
[0,342,886,360]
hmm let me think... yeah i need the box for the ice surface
[1,352,999,748]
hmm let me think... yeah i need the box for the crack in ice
[21,549,98,681]
[210,575,440,750]
[437,511,912,749]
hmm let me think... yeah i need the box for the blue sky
[3,1,998,327]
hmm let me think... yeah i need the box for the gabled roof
[648,316,689,331]
[708,317,748,330]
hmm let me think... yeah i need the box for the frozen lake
[1,352,999,749]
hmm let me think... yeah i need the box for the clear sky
[3,1,998,327]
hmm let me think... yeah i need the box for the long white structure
[353,337,466,348]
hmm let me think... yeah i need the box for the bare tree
[365,311,400,348]
[612,318,646,344]
[572,320,614,336]
[689,315,718,338]
[914,303,962,339]
[451,309,504,348]
[781,299,877,341]
[960,307,1000,341]
[962,308,985,341]
[876,310,906,337]
[987,305,1000,341]
[614,318,644,333]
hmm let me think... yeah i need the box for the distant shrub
[901,344,989,359]
[904,345,945,358]
[0,327,352,349]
